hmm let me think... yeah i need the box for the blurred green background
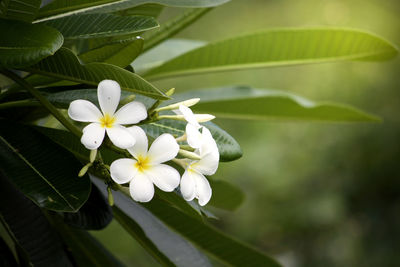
[92,0,400,266]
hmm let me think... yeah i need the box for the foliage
[0,0,397,266]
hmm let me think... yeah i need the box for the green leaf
[143,8,211,52]
[208,179,245,211]
[28,48,167,99]
[135,39,205,73]
[170,86,381,122]
[118,4,164,18]
[144,28,399,80]
[0,19,63,68]
[0,172,73,266]
[79,36,144,68]
[0,121,91,212]
[62,185,113,230]
[141,120,242,162]
[92,177,212,267]
[37,0,229,21]
[102,181,280,266]
[0,0,41,22]
[48,214,124,267]
[41,14,158,39]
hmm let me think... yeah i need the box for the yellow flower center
[135,156,150,172]
[100,113,116,128]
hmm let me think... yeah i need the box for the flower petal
[146,164,180,192]
[106,125,136,149]
[147,133,179,164]
[193,171,212,206]
[199,127,218,156]
[129,172,154,202]
[110,158,137,184]
[186,123,202,149]
[81,123,105,149]
[180,170,196,201]
[114,101,147,125]
[68,100,102,122]
[126,126,148,158]
[179,105,200,127]
[97,80,121,115]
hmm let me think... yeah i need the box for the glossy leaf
[169,86,381,122]
[118,4,164,17]
[28,48,167,99]
[144,28,399,80]
[0,19,63,68]
[0,121,91,212]
[79,36,144,67]
[208,179,245,211]
[134,38,206,73]
[42,14,158,39]
[62,185,113,230]
[0,0,41,22]
[92,177,212,267]
[141,120,242,162]
[0,172,73,266]
[37,0,229,21]
[49,215,124,267]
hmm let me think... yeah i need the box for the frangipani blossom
[68,80,147,150]
[110,126,180,202]
[180,127,219,206]
[174,105,215,149]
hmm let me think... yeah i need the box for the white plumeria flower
[68,80,147,150]
[180,127,219,206]
[110,126,180,202]
[173,105,215,149]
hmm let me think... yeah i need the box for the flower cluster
[68,80,219,206]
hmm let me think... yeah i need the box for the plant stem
[0,69,82,138]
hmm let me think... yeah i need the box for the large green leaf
[141,120,242,162]
[208,179,245,211]
[0,172,73,266]
[37,0,229,21]
[92,177,212,267]
[0,121,91,212]
[62,185,113,230]
[118,3,164,17]
[48,214,124,267]
[99,179,280,267]
[0,0,41,22]
[169,86,381,122]
[0,19,63,68]
[28,48,167,99]
[79,36,144,68]
[144,28,399,80]
[42,14,158,39]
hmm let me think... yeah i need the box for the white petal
[192,171,212,206]
[126,126,148,158]
[97,80,121,115]
[146,164,180,192]
[106,125,136,149]
[68,100,102,122]
[186,123,202,149]
[180,170,196,201]
[114,101,147,125]
[81,123,105,149]
[110,158,137,184]
[179,105,200,127]
[147,134,179,164]
[194,114,215,122]
[129,172,154,202]
[199,127,218,156]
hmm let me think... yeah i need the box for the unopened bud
[120,94,136,105]
[107,186,114,206]
[178,149,201,160]
[155,98,200,112]
[165,88,175,97]
[78,163,92,177]
[194,114,215,122]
